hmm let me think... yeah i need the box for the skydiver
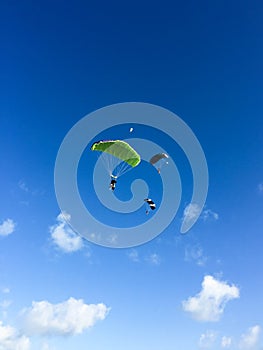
[110,178,117,191]
[144,198,156,214]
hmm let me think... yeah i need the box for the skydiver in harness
[144,198,156,214]
[109,176,117,191]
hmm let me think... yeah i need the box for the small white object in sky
[0,218,16,236]
[129,127,133,133]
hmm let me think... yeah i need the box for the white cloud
[182,275,240,322]
[202,209,219,221]
[182,204,219,226]
[146,253,161,265]
[1,288,10,295]
[0,321,30,350]
[0,300,12,309]
[184,244,207,266]
[128,249,139,262]
[49,213,83,253]
[221,336,232,348]
[183,203,201,225]
[106,234,118,245]
[258,183,263,193]
[22,297,110,336]
[41,342,55,350]
[199,330,217,348]
[239,325,261,349]
[128,250,161,265]
[18,180,45,196]
[0,219,16,237]
[18,180,29,193]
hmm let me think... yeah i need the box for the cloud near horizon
[0,321,30,350]
[239,325,261,349]
[221,336,232,348]
[199,330,217,348]
[182,275,239,322]
[21,297,110,336]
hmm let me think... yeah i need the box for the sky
[1,0,263,349]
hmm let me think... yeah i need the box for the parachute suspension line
[158,158,169,171]
[108,156,131,178]
[109,155,122,178]
[113,160,135,178]
[114,161,128,178]
[107,152,115,177]
[91,140,141,179]
[149,153,169,173]
[96,152,126,179]
[99,152,112,176]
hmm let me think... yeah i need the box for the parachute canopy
[91,140,140,167]
[149,153,169,165]
[91,140,141,178]
[149,153,169,174]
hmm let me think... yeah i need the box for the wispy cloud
[49,213,83,253]
[258,183,263,194]
[182,204,218,226]
[0,321,30,350]
[0,219,16,237]
[127,250,161,265]
[184,244,208,266]
[127,249,140,262]
[182,275,239,322]
[0,299,12,309]
[18,179,45,196]
[182,203,201,226]
[199,330,217,348]
[221,336,232,348]
[0,287,12,319]
[1,287,10,294]
[239,325,261,349]
[21,297,110,336]
[18,180,29,193]
[202,209,219,221]
[41,342,56,350]
[146,253,161,266]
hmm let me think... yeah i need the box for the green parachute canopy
[91,140,141,177]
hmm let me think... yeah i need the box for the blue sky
[1,0,263,349]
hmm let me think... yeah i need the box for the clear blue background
[1,1,262,349]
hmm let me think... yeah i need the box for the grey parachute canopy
[149,153,169,165]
